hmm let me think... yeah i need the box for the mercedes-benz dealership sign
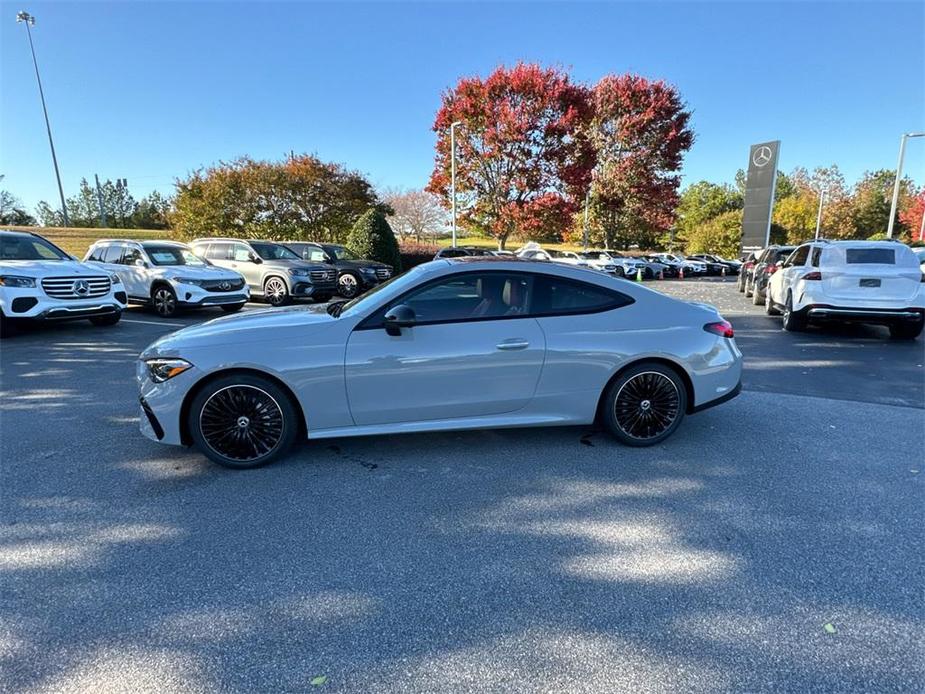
[740,140,780,253]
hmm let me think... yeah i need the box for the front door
[344,272,546,426]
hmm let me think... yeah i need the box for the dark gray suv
[191,238,336,305]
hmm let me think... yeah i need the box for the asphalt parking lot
[2,279,923,693]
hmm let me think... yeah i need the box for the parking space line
[122,318,187,328]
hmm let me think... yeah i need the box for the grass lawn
[5,226,173,258]
[434,235,586,252]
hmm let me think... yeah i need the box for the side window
[308,247,327,262]
[398,273,532,323]
[786,246,809,267]
[86,245,105,262]
[232,243,252,262]
[102,245,124,264]
[810,247,822,267]
[122,246,143,266]
[532,276,632,316]
[207,243,232,261]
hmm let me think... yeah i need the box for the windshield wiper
[326,300,347,318]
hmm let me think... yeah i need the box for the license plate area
[859,278,881,288]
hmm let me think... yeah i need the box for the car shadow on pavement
[2,380,923,691]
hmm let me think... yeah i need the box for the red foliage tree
[427,64,594,249]
[588,75,693,249]
[899,190,925,242]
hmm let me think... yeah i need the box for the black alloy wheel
[603,364,687,446]
[189,375,298,468]
[152,285,178,317]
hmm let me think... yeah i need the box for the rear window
[845,248,895,264]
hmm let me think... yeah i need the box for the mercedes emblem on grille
[72,279,90,296]
[220,281,231,290]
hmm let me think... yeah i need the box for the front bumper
[138,365,197,446]
[292,280,336,297]
[170,281,249,307]
[1,285,127,321]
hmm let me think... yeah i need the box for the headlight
[288,268,310,277]
[0,275,36,288]
[109,273,123,284]
[360,267,377,276]
[173,277,205,286]
[145,358,193,383]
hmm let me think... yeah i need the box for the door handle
[496,339,529,351]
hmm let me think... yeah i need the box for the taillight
[704,320,734,338]
[766,265,778,274]
[803,271,822,280]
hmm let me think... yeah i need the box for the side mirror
[134,258,147,268]
[248,253,263,264]
[383,304,416,336]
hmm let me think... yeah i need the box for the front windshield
[337,264,430,317]
[0,233,69,261]
[250,242,300,260]
[146,246,208,267]
[326,245,359,261]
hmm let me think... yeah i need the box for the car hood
[155,265,242,280]
[337,259,391,271]
[261,259,330,271]
[0,259,105,277]
[141,304,337,357]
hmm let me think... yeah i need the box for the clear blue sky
[1,1,923,213]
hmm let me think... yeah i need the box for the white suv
[1,229,126,337]
[85,239,249,318]
[766,240,925,339]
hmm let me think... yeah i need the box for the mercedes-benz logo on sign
[219,281,231,291]
[752,145,773,168]
[72,279,90,296]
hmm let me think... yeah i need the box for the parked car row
[737,239,924,340]
[0,228,395,334]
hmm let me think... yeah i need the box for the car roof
[0,229,38,238]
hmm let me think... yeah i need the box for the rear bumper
[691,379,741,413]
[805,306,924,325]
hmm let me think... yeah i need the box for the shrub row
[399,242,440,269]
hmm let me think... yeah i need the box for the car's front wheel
[0,310,19,338]
[152,285,178,317]
[602,363,687,447]
[188,373,299,469]
[263,277,290,306]
[337,272,360,298]
[89,312,121,327]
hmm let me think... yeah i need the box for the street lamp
[16,10,69,227]
[450,121,462,248]
[887,131,924,239]
[814,189,826,240]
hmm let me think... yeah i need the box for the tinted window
[205,242,232,261]
[399,273,532,323]
[788,246,809,266]
[532,276,632,316]
[846,248,895,264]
[0,234,69,260]
[250,242,299,260]
[299,246,328,263]
[122,246,143,265]
[147,246,207,266]
[811,247,823,267]
[232,243,253,262]
[86,245,106,262]
[102,245,124,264]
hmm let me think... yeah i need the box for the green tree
[773,192,817,244]
[849,169,915,239]
[676,181,743,242]
[131,191,171,229]
[685,209,743,258]
[346,209,402,271]
[0,188,36,226]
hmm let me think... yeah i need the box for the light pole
[814,189,826,240]
[16,10,69,227]
[887,132,924,238]
[450,121,462,248]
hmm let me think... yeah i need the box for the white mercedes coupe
[137,257,743,468]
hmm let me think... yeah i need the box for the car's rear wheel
[751,284,765,305]
[889,321,923,340]
[337,272,360,298]
[89,312,121,326]
[152,285,178,317]
[264,277,290,306]
[744,279,753,297]
[188,374,299,469]
[782,293,806,332]
[221,303,246,314]
[602,363,687,447]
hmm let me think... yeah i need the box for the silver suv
[85,239,250,317]
[190,238,336,306]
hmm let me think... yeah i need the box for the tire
[737,274,745,292]
[744,278,753,298]
[643,267,653,280]
[220,303,246,314]
[337,272,360,299]
[765,291,781,316]
[889,321,924,340]
[752,283,765,306]
[89,312,121,327]
[782,292,806,332]
[263,276,290,306]
[614,267,625,278]
[601,362,688,447]
[188,373,299,469]
[152,284,178,317]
